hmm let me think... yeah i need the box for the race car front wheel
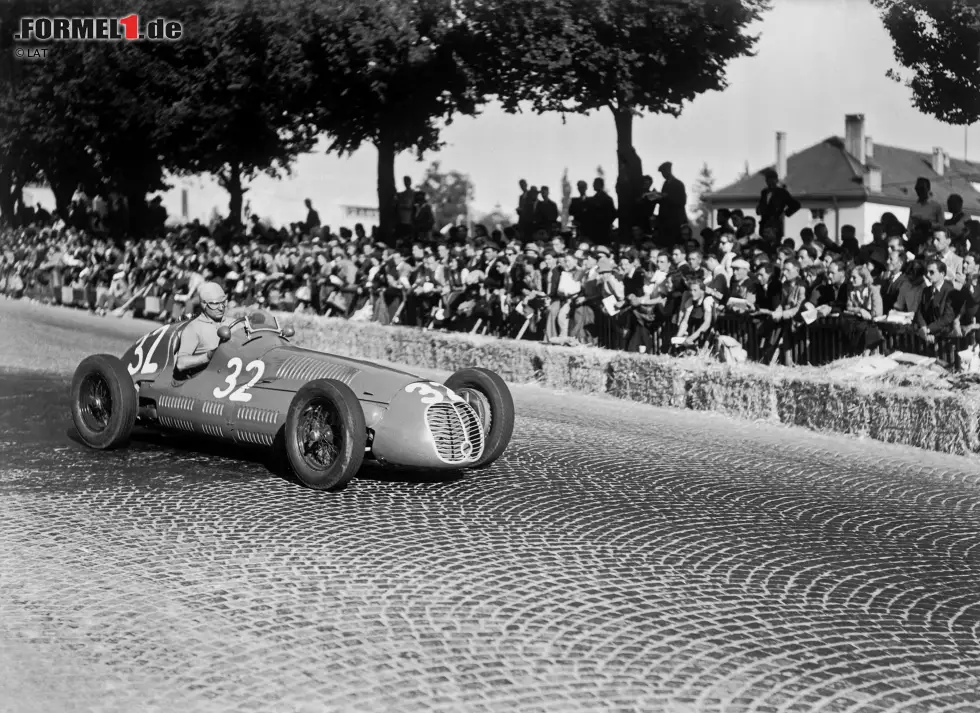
[284,378,366,491]
[445,367,515,470]
[70,354,138,450]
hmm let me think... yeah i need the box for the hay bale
[865,389,976,453]
[775,376,869,437]
[685,365,778,422]
[606,354,684,408]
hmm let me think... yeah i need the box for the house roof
[707,136,980,213]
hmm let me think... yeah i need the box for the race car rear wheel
[70,354,138,450]
[445,367,514,470]
[285,378,366,490]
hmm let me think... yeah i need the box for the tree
[163,0,317,226]
[299,0,483,241]
[461,0,769,236]
[871,1,980,125]
[691,163,715,232]
[0,0,178,225]
[560,167,572,228]
[419,161,474,229]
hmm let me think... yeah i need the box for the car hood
[257,344,425,404]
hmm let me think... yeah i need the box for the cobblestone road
[1,300,980,712]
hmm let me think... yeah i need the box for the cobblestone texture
[1,299,980,712]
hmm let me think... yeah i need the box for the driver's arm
[174,326,212,372]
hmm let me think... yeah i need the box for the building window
[810,208,826,221]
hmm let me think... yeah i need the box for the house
[705,114,980,245]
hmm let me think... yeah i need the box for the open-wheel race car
[69,311,515,490]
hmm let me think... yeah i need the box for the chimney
[932,147,945,176]
[775,131,787,180]
[845,114,866,165]
[864,135,880,192]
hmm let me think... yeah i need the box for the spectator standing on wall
[395,177,415,240]
[756,169,801,240]
[907,177,945,254]
[413,192,434,242]
[534,186,559,235]
[944,194,968,247]
[653,162,689,247]
[587,178,616,245]
[569,181,590,238]
[304,198,321,233]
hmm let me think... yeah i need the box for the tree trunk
[0,168,14,226]
[612,107,643,242]
[376,131,397,243]
[222,163,246,228]
[47,172,76,220]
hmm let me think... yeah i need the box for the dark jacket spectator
[756,169,801,239]
[914,261,957,337]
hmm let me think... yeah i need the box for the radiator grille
[425,402,485,464]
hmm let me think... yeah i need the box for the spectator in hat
[174,281,228,374]
[653,161,689,247]
[756,168,801,240]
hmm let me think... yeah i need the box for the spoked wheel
[70,354,138,450]
[284,378,366,490]
[297,401,344,471]
[445,367,514,470]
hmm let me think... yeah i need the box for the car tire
[284,378,366,491]
[70,354,138,450]
[445,367,514,470]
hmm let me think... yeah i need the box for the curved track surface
[1,299,979,713]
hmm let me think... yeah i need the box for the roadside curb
[245,310,980,458]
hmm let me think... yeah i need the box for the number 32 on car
[405,382,464,405]
[214,357,265,403]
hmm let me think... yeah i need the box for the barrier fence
[6,281,973,370]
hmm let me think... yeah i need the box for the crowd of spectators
[2,170,980,368]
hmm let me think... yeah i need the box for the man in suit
[877,249,910,314]
[756,168,801,240]
[914,259,957,344]
[653,162,689,246]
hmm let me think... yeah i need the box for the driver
[175,281,228,374]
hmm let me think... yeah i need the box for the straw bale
[685,365,777,422]
[775,377,869,437]
[865,390,976,453]
[606,354,684,408]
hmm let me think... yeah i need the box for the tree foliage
[419,161,474,229]
[0,0,178,223]
[162,0,318,225]
[871,0,980,125]
[298,0,483,239]
[691,162,715,232]
[461,0,769,234]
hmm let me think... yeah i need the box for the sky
[84,0,980,229]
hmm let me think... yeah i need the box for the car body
[115,311,494,470]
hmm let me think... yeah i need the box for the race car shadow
[65,427,465,492]
[355,462,466,486]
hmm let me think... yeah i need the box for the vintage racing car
[69,311,515,490]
